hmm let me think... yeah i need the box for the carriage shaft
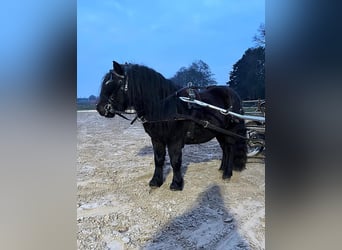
[179,97,265,123]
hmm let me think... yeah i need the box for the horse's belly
[184,137,214,144]
[184,126,215,144]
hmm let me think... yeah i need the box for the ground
[77,111,265,250]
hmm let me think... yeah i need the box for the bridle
[103,69,131,120]
[104,69,128,91]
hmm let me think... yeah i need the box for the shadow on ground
[143,185,250,250]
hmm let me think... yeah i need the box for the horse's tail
[233,121,247,171]
[225,87,247,171]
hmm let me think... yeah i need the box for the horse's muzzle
[96,103,115,118]
[104,104,116,117]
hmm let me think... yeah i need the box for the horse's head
[96,61,129,118]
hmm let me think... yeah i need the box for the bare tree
[253,23,265,47]
[170,60,217,87]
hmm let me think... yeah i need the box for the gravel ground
[77,111,265,249]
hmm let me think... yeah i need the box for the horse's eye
[118,80,123,84]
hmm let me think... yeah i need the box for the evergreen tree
[228,47,265,100]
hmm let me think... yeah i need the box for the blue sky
[77,0,264,98]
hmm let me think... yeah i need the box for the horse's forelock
[101,71,112,86]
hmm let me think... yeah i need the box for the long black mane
[125,64,180,121]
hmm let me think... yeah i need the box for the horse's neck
[129,76,177,120]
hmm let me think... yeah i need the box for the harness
[127,112,248,140]
[131,88,249,140]
[105,70,252,140]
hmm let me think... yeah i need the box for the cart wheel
[246,120,265,157]
[247,130,264,157]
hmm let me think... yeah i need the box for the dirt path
[77,111,265,249]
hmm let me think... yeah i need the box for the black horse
[96,61,247,191]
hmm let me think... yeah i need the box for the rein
[123,113,249,140]
[116,112,131,121]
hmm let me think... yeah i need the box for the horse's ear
[113,61,124,76]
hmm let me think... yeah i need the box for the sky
[77,0,264,98]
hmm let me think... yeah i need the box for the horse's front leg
[149,139,166,188]
[167,141,184,191]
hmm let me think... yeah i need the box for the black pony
[96,61,247,191]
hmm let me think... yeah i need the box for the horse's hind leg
[217,137,235,179]
[223,144,234,179]
[218,144,227,171]
[167,141,184,191]
[149,139,166,188]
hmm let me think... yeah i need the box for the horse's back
[199,86,243,113]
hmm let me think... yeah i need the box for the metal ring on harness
[220,110,229,116]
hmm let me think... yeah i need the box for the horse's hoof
[170,181,184,191]
[149,179,163,188]
[222,175,231,181]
